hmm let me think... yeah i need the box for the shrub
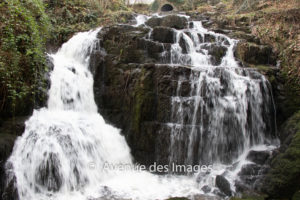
[0,0,50,117]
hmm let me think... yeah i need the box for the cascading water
[4,26,207,200]
[4,13,278,200]
[137,14,277,192]
[164,21,277,166]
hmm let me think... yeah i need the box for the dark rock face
[0,134,17,198]
[0,116,28,198]
[92,14,277,168]
[246,150,270,165]
[1,175,19,200]
[145,15,188,30]
[92,19,202,165]
[205,44,227,65]
[151,27,176,43]
[93,57,192,165]
[215,175,232,196]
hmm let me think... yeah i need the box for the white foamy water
[5,28,209,200]
[5,14,278,200]
[135,14,278,194]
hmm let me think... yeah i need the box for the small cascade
[137,16,277,165]
[136,14,278,192]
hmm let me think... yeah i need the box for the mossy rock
[235,41,276,65]
[261,110,300,199]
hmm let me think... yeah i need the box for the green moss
[150,0,159,11]
[132,67,149,133]
[0,0,50,117]
[263,110,300,199]
[131,66,155,144]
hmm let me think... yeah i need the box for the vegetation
[0,0,139,118]
[44,0,131,47]
[262,110,300,199]
[0,0,50,117]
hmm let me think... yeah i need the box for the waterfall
[4,14,278,200]
[162,21,276,166]
[4,27,202,200]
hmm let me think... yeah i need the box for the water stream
[5,14,278,200]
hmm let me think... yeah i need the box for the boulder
[215,175,232,196]
[146,15,188,30]
[151,27,176,43]
[208,45,227,65]
[160,15,188,30]
[238,164,261,176]
[204,34,216,43]
[179,36,189,54]
[246,150,270,165]
[201,185,212,193]
[235,41,277,65]
[202,44,227,65]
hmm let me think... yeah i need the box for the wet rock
[1,175,19,200]
[202,44,227,65]
[246,150,270,165]
[235,180,251,193]
[36,153,62,192]
[146,15,188,30]
[98,25,149,64]
[239,164,261,176]
[179,36,189,54]
[151,27,176,43]
[145,17,161,27]
[209,45,227,65]
[160,15,188,30]
[0,134,17,198]
[201,185,212,193]
[138,39,165,57]
[204,34,216,43]
[89,49,105,78]
[212,188,227,198]
[0,116,27,198]
[215,175,232,196]
[93,57,192,165]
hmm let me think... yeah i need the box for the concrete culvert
[161,4,174,12]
